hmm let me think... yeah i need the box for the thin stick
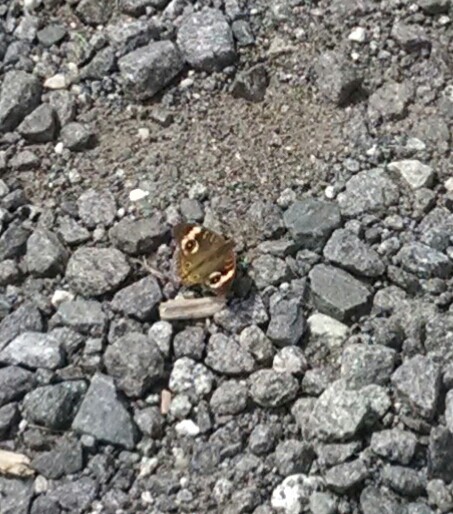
[159,296,226,320]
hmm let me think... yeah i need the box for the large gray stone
[17,104,57,143]
[396,242,451,279]
[25,229,68,277]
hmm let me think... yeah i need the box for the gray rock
[341,343,396,388]
[232,19,255,46]
[248,200,285,239]
[392,355,441,419]
[418,207,453,251]
[368,81,414,123]
[0,259,20,285]
[148,320,173,357]
[205,333,255,375]
[267,296,305,346]
[48,90,76,127]
[109,215,169,255]
[0,402,18,438]
[61,122,96,151]
[23,381,86,429]
[57,216,90,245]
[426,479,453,513]
[0,223,31,261]
[0,366,35,406]
[231,64,269,102]
[396,242,451,279]
[50,299,106,336]
[134,406,163,438]
[81,47,116,80]
[314,50,362,105]
[210,379,248,415]
[111,275,162,321]
[325,459,368,493]
[284,199,341,250]
[391,22,430,52]
[9,150,40,171]
[25,229,68,277]
[173,326,205,360]
[66,247,130,296]
[77,189,116,228]
[444,389,453,435]
[407,503,435,514]
[387,160,435,189]
[275,440,314,476]
[31,438,84,479]
[0,303,43,352]
[169,357,214,400]
[239,325,274,364]
[72,373,137,448]
[273,346,308,376]
[118,41,183,100]
[323,229,385,277]
[370,428,417,465]
[104,332,164,397]
[429,426,453,482]
[381,464,425,497]
[417,0,450,13]
[107,19,158,53]
[0,477,34,514]
[249,369,298,407]
[48,477,98,513]
[180,198,204,222]
[360,486,406,514]
[17,104,57,143]
[316,442,361,468]
[337,168,399,217]
[76,0,113,25]
[214,293,268,333]
[412,115,450,154]
[177,8,236,71]
[0,71,41,132]
[250,254,289,289]
[309,492,339,514]
[118,0,158,15]
[249,423,279,455]
[0,332,65,369]
[37,23,67,47]
[309,264,371,321]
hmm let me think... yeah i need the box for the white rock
[51,290,75,308]
[54,142,64,154]
[138,457,158,478]
[387,159,434,189]
[273,347,307,375]
[271,474,324,514]
[308,313,348,345]
[44,73,68,90]
[445,177,453,192]
[324,185,335,199]
[33,475,48,494]
[348,27,367,43]
[175,419,200,437]
[129,188,149,202]
[138,128,150,141]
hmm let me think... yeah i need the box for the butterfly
[173,223,236,296]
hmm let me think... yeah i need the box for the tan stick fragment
[159,296,226,320]
[0,449,35,477]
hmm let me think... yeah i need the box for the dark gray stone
[205,333,255,375]
[283,199,341,250]
[391,22,430,52]
[119,0,157,16]
[76,0,113,25]
[0,303,43,352]
[0,71,41,132]
[57,216,90,245]
[316,442,361,468]
[275,440,315,476]
[9,150,40,171]
[248,200,285,239]
[381,464,426,497]
[314,50,362,105]
[37,24,67,47]
[30,496,61,514]
[418,207,453,251]
[232,19,255,46]
[396,242,451,279]
[429,426,453,482]
[0,478,33,514]
[0,366,35,406]
[267,296,305,346]
[48,477,98,513]
[391,355,441,419]
[360,486,407,514]
[231,64,269,102]
[134,406,163,438]
[48,91,76,127]
[239,325,274,364]
[109,215,169,255]
[25,229,68,277]
[0,402,19,437]
[31,438,84,479]
[77,188,116,228]
[210,379,248,415]
[72,373,137,448]
[23,381,86,429]
[107,19,158,53]
[50,299,106,336]
[104,332,164,397]
[173,326,205,360]
[214,293,268,333]
[323,229,385,277]
[249,423,279,455]
[118,41,183,100]
[309,264,371,321]
[341,343,396,388]
[61,122,96,151]
[417,0,450,13]
[66,247,130,296]
[81,47,116,80]
[111,276,162,321]
[17,104,56,143]
[0,223,31,261]
[338,168,399,216]
[250,254,290,289]
[370,428,417,465]
[325,459,368,493]
[249,369,298,407]
[0,259,20,285]
[177,8,236,72]
[0,332,65,369]
[368,81,414,123]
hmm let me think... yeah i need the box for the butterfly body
[173,223,236,296]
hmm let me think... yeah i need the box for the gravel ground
[0,0,452,513]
